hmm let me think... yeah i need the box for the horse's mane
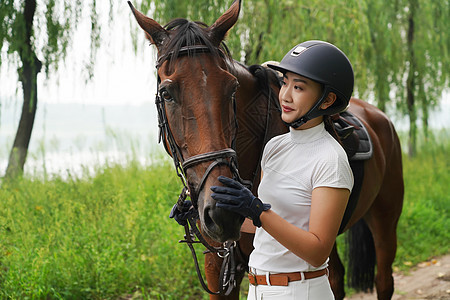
[162,18,232,72]
[248,64,282,110]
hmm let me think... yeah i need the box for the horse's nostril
[203,206,216,229]
[200,204,243,242]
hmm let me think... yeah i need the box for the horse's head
[129,0,244,242]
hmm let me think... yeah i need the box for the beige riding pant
[247,268,334,300]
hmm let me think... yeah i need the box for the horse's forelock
[161,18,231,73]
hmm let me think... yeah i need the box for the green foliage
[364,0,404,111]
[131,0,449,155]
[135,0,448,105]
[399,0,449,113]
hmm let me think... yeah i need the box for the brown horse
[129,1,404,299]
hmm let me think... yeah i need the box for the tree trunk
[374,56,389,112]
[5,61,41,178]
[406,0,417,158]
[418,78,429,139]
[4,0,41,178]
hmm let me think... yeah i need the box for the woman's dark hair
[324,115,343,146]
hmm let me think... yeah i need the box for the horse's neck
[232,62,288,192]
[234,62,287,142]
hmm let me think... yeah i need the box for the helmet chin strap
[287,86,331,129]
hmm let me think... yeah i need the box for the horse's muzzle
[201,202,244,243]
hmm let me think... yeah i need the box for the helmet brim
[267,63,292,76]
[267,62,320,85]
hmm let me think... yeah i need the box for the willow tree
[395,0,449,156]
[363,0,405,112]
[135,0,375,99]
[133,0,448,156]
[0,0,108,178]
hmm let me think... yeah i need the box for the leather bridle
[155,44,250,296]
[155,44,251,203]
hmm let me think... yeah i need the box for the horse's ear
[128,1,168,49]
[208,0,241,46]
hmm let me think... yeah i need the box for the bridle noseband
[182,148,241,198]
[155,44,250,296]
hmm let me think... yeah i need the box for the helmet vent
[291,46,307,56]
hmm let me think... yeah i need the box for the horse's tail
[346,218,375,292]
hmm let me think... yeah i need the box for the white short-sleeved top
[248,122,353,273]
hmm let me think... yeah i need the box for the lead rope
[175,187,238,296]
[181,217,239,296]
[174,176,240,296]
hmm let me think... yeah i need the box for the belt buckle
[248,272,258,286]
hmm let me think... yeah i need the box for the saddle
[332,111,373,161]
[332,110,373,234]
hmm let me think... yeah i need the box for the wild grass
[394,130,450,269]
[0,131,448,298]
[0,158,207,299]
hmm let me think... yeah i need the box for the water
[1,94,448,178]
[0,101,163,178]
[387,95,450,132]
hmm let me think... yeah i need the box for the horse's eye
[160,89,173,102]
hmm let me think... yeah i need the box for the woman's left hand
[211,176,271,227]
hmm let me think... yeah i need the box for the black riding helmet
[268,40,354,128]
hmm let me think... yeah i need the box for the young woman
[210,40,354,299]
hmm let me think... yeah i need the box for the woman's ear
[320,92,337,110]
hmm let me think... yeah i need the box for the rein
[155,44,249,296]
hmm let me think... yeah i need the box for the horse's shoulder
[349,98,392,126]
[348,98,397,149]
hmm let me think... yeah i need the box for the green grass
[0,159,208,299]
[394,131,450,269]
[0,133,448,298]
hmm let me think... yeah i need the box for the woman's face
[279,72,323,129]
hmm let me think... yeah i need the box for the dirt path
[347,254,450,300]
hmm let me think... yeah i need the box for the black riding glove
[169,200,194,226]
[211,176,271,227]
